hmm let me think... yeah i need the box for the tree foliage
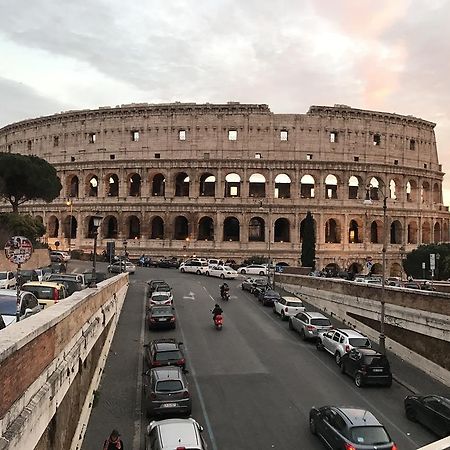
[403,243,450,280]
[301,211,316,268]
[0,213,46,248]
[0,153,62,212]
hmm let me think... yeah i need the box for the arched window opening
[87,216,101,238]
[88,176,98,197]
[274,174,291,199]
[348,262,363,275]
[108,174,119,197]
[368,177,382,200]
[421,181,430,204]
[390,220,402,244]
[407,222,418,244]
[128,216,140,239]
[64,216,77,239]
[152,174,166,196]
[422,222,431,244]
[225,173,241,197]
[434,222,441,243]
[129,173,141,197]
[390,263,402,278]
[325,218,340,243]
[223,217,240,241]
[249,217,265,242]
[444,222,449,242]
[325,174,338,199]
[150,216,164,239]
[200,174,216,197]
[371,263,382,275]
[389,179,397,200]
[406,180,418,203]
[348,176,359,199]
[274,218,290,242]
[103,216,118,239]
[175,173,190,197]
[433,183,441,204]
[48,216,59,238]
[370,221,383,244]
[198,216,214,240]
[69,176,79,198]
[300,174,315,199]
[348,219,360,243]
[249,173,266,197]
[174,216,189,240]
[35,215,44,224]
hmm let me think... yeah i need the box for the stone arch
[390,220,402,244]
[444,222,449,242]
[274,218,290,242]
[348,219,362,243]
[225,173,241,197]
[249,173,266,197]
[406,180,418,203]
[389,179,397,200]
[68,175,79,198]
[175,172,190,197]
[223,216,240,241]
[86,175,99,197]
[150,216,164,239]
[421,181,431,204]
[102,215,118,239]
[422,221,431,244]
[86,216,101,238]
[48,216,59,238]
[274,173,291,199]
[370,220,383,244]
[199,173,216,197]
[348,176,361,199]
[300,174,315,199]
[63,215,77,238]
[433,183,441,204]
[325,218,341,243]
[325,174,338,199]
[390,262,402,278]
[129,173,141,197]
[152,173,166,197]
[198,216,214,240]
[249,217,265,242]
[300,216,317,242]
[106,174,119,197]
[348,262,363,275]
[127,215,141,239]
[371,263,382,275]
[325,263,340,277]
[367,176,385,201]
[407,221,418,244]
[434,222,441,243]
[174,216,189,240]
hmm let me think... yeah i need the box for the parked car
[0,289,41,327]
[83,271,109,285]
[316,328,371,365]
[237,264,268,276]
[108,260,136,274]
[47,273,87,289]
[17,269,39,287]
[45,277,83,296]
[404,395,450,438]
[252,279,271,297]
[179,260,208,274]
[158,258,180,268]
[208,258,223,267]
[49,251,70,262]
[0,271,17,289]
[149,292,173,307]
[143,366,191,417]
[146,418,206,450]
[144,339,186,370]
[340,348,392,387]
[258,289,281,306]
[147,280,170,296]
[21,281,68,309]
[206,265,238,279]
[309,406,396,450]
[289,311,332,340]
[35,267,53,282]
[147,305,176,330]
[273,296,305,320]
[241,277,265,292]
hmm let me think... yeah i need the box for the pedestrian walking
[102,429,123,450]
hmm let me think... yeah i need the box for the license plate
[161,403,176,408]
[372,368,383,372]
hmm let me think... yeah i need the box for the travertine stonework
[0,102,448,274]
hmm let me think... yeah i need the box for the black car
[147,280,170,296]
[252,279,271,297]
[241,277,266,293]
[48,277,83,296]
[83,271,109,284]
[404,395,450,438]
[144,339,186,370]
[340,348,392,387]
[310,406,396,450]
[147,305,176,330]
[258,289,281,306]
[158,258,180,268]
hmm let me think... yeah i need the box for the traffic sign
[4,236,33,265]
[430,253,436,270]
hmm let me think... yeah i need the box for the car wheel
[220,274,225,279]
[272,306,277,314]
[300,329,307,341]
[355,373,364,388]
[281,311,286,321]
[196,270,201,275]
[335,352,342,366]
[259,271,264,275]
[309,416,317,435]
[405,406,416,421]
[288,319,294,330]
[241,285,245,290]
[181,268,185,273]
[241,269,246,274]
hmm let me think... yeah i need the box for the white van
[179,260,208,275]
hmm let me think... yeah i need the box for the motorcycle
[213,314,223,330]
[221,288,230,301]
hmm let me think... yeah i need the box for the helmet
[215,303,220,308]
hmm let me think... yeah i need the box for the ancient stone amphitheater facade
[0,102,448,275]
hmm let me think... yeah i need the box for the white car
[179,260,208,274]
[273,296,305,320]
[237,264,268,276]
[206,265,238,279]
[0,271,17,289]
[149,291,173,306]
[108,260,136,274]
[50,251,71,262]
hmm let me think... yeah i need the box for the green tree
[0,213,46,247]
[301,211,316,268]
[0,153,62,212]
[403,243,450,280]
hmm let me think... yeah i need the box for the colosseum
[0,102,448,275]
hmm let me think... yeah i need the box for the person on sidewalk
[103,429,123,450]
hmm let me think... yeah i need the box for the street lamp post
[260,201,272,287]
[66,199,73,258]
[122,239,128,273]
[90,215,103,287]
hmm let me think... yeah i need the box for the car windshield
[156,285,170,292]
[349,338,371,347]
[152,294,170,302]
[223,266,233,271]
[0,273,7,280]
[286,301,302,307]
[152,307,172,315]
[311,318,331,326]
[0,297,16,315]
[350,426,390,445]
[365,355,388,366]
[155,351,182,361]
[156,380,183,392]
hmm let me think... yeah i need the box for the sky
[1,0,449,202]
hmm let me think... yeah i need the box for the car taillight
[285,307,289,312]
[150,393,156,400]
[150,318,156,322]
[360,364,367,373]
[391,444,398,450]
[345,345,350,353]
[153,361,161,366]
[179,358,185,366]
[307,325,315,331]
[53,289,59,301]
[345,444,356,450]
[170,317,175,322]
[182,390,190,398]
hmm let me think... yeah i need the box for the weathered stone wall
[0,249,50,272]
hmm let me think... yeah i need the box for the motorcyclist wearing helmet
[212,303,223,319]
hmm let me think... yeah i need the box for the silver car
[0,289,41,328]
[289,311,332,340]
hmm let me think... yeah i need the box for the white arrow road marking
[183,291,196,300]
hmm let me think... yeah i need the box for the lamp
[66,199,73,258]
[259,201,272,287]
[90,215,103,287]
[122,239,128,273]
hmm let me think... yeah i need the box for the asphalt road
[79,262,446,450]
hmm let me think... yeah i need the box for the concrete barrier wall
[0,274,129,450]
[277,274,450,386]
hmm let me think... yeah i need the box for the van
[21,281,68,309]
[179,260,208,275]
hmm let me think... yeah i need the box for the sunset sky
[1,0,449,202]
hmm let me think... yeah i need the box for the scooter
[221,289,230,301]
[213,314,223,330]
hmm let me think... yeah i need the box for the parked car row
[179,259,239,279]
[144,278,207,449]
